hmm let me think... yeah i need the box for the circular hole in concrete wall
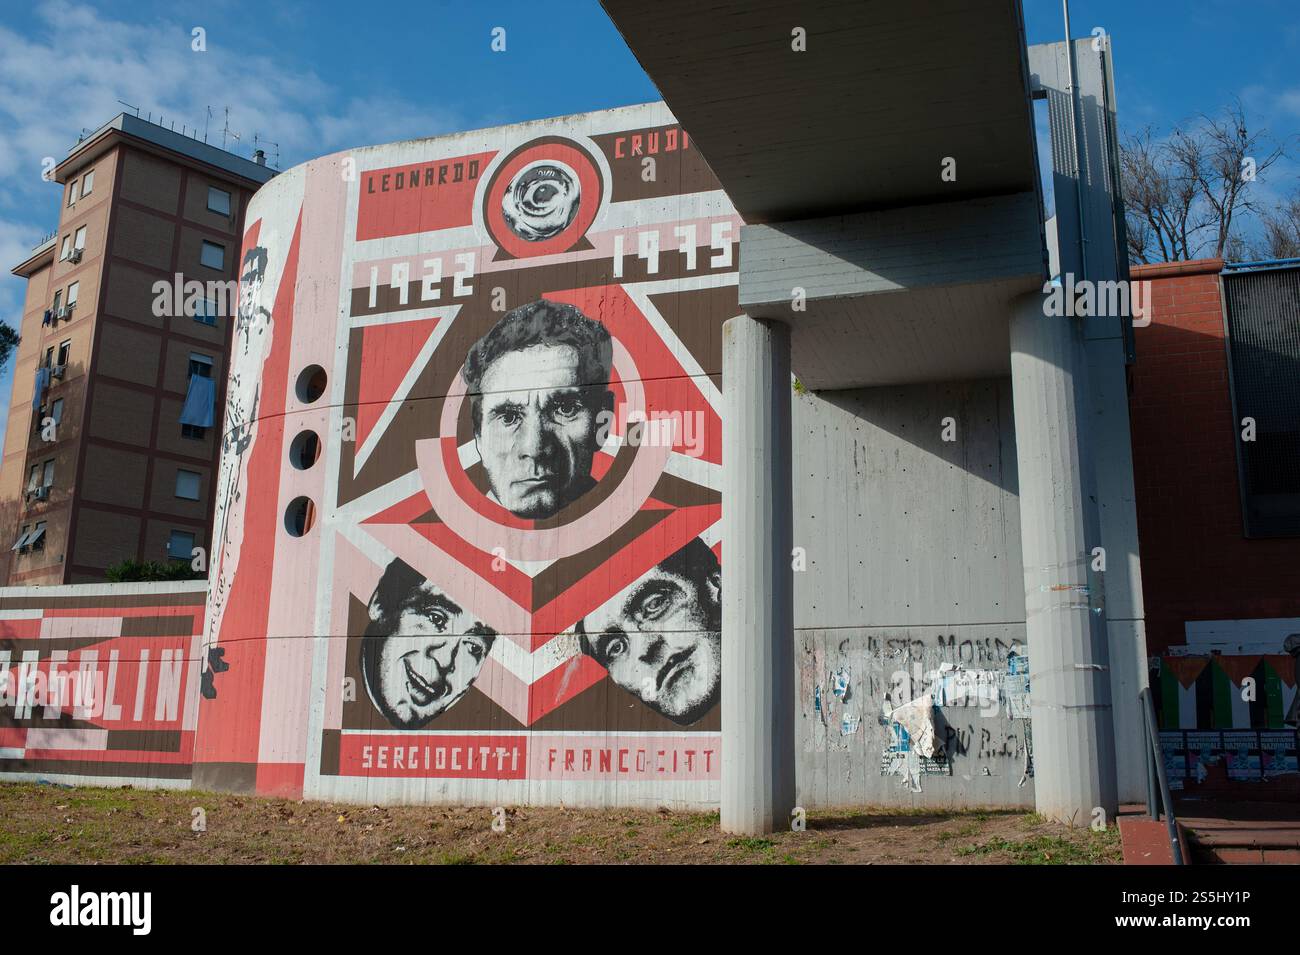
[289,430,321,470]
[295,365,328,404]
[284,496,316,537]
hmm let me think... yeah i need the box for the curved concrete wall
[193,103,739,807]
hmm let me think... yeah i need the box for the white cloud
[0,0,473,443]
[0,0,463,173]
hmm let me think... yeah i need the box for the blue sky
[1,0,1299,441]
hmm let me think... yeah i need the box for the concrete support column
[1009,292,1118,824]
[720,315,795,835]
[1084,337,1151,804]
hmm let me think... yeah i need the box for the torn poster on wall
[879,653,1032,786]
[1005,652,1030,719]
[880,720,950,790]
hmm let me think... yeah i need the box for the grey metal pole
[1063,0,1089,277]
[1009,291,1119,825]
[720,315,795,835]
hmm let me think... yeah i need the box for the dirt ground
[0,781,1120,864]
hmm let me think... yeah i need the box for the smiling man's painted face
[476,343,602,518]
[579,541,722,725]
[363,567,497,729]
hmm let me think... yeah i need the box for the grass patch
[957,831,1120,865]
[727,836,776,853]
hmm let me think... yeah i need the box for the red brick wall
[1129,258,1300,653]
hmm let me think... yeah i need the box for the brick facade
[1129,259,1300,654]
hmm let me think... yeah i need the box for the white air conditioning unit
[51,364,66,380]
[68,248,83,263]
[55,306,68,319]
[33,485,50,501]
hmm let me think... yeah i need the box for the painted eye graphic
[634,586,677,623]
[602,634,629,663]
[551,397,583,420]
[501,161,580,241]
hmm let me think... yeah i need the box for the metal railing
[1139,687,1185,864]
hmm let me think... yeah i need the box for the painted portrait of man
[202,243,272,699]
[361,558,498,729]
[577,537,721,725]
[462,299,614,519]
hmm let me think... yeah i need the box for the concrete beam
[720,315,795,834]
[601,0,1039,222]
[740,193,1044,308]
[738,193,1044,389]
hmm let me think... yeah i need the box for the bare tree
[1251,192,1300,260]
[1121,127,1204,263]
[1120,100,1290,263]
[1190,100,1287,258]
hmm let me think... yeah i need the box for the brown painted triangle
[530,508,674,612]
[648,285,739,379]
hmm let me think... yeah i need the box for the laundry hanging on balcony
[179,373,216,428]
[32,365,51,411]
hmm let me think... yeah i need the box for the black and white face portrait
[463,300,613,520]
[362,560,497,729]
[237,246,269,347]
[501,161,581,241]
[578,538,722,725]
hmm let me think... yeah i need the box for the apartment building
[1,114,275,585]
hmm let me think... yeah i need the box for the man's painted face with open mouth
[371,585,496,728]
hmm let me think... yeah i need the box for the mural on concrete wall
[0,585,205,785]
[197,104,739,805]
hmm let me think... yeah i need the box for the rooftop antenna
[221,106,241,153]
[253,133,281,170]
[204,106,214,144]
[117,99,140,118]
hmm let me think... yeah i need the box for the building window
[200,240,225,270]
[188,353,214,378]
[81,169,94,197]
[11,525,31,552]
[167,530,195,561]
[66,281,79,308]
[73,226,86,252]
[67,180,78,206]
[175,469,201,500]
[207,186,232,216]
[1223,266,1300,537]
[28,521,47,552]
[56,340,70,368]
[42,346,54,369]
[26,464,39,491]
[42,459,54,488]
[181,424,207,440]
[194,298,219,326]
[59,235,72,261]
[51,290,62,315]
[50,398,63,424]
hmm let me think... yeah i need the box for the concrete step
[1176,800,1300,864]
